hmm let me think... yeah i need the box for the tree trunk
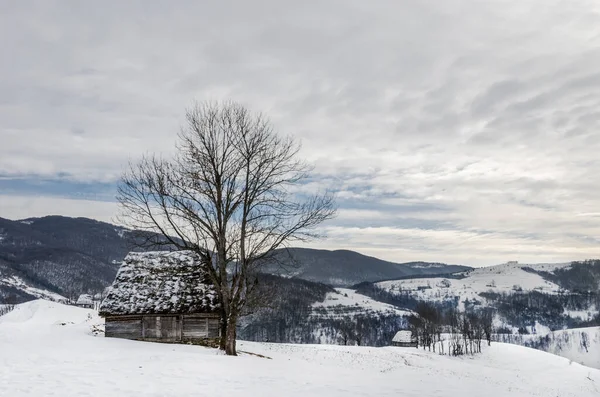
[225,315,237,356]
[217,250,232,354]
[219,308,228,351]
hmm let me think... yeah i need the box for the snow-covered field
[377,262,568,309]
[0,300,598,396]
[312,288,412,317]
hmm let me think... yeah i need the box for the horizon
[2,1,600,266]
[0,213,585,269]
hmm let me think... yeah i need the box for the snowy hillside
[377,262,570,309]
[312,288,412,318]
[0,216,129,302]
[1,300,598,396]
[0,275,66,302]
[500,326,600,370]
[0,215,468,302]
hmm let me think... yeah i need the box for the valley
[1,216,599,369]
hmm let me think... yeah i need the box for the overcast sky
[2,0,600,266]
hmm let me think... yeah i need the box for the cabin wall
[391,341,418,348]
[105,316,142,340]
[182,316,206,339]
[105,314,219,343]
[142,315,181,341]
[181,314,220,340]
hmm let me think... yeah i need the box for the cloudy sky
[2,0,600,266]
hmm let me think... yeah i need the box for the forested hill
[263,247,470,287]
[0,215,468,302]
[1,215,598,362]
[0,216,133,302]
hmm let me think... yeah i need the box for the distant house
[75,294,94,309]
[99,251,221,343]
[391,330,417,347]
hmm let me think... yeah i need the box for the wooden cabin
[75,294,94,309]
[99,251,220,343]
[392,330,417,347]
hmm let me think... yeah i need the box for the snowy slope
[0,300,599,397]
[377,262,569,309]
[312,288,413,318]
[519,327,600,370]
[0,216,136,302]
[0,275,66,302]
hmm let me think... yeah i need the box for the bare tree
[117,101,336,355]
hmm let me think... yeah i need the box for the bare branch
[116,100,337,355]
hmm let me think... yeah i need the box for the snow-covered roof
[76,294,94,305]
[392,330,413,343]
[99,251,220,316]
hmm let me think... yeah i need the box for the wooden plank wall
[207,318,219,338]
[182,316,209,339]
[106,314,219,342]
[105,317,142,339]
[142,316,159,339]
[160,316,179,341]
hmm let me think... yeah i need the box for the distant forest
[238,274,405,346]
[238,261,600,347]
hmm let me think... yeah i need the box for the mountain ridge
[0,215,471,301]
[264,247,471,287]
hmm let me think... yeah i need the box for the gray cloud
[1,0,599,265]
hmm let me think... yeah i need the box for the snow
[76,294,94,306]
[409,263,446,269]
[565,307,597,321]
[0,276,67,302]
[114,227,128,238]
[100,251,219,315]
[521,326,600,370]
[377,262,569,310]
[312,288,412,317]
[1,300,599,396]
[530,322,552,336]
[392,330,413,343]
[529,262,572,272]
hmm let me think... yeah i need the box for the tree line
[238,274,406,346]
[480,290,600,330]
[524,260,600,293]
[407,302,493,356]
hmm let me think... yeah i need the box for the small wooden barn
[99,251,221,343]
[392,330,417,347]
[75,294,94,309]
